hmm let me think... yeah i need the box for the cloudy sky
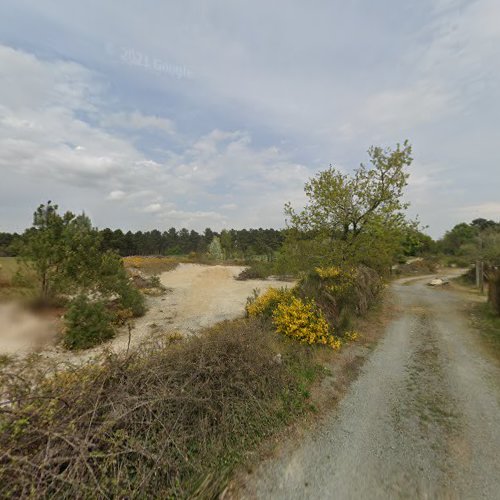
[0,0,498,237]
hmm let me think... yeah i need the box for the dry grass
[0,319,319,498]
[0,257,19,283]
[122,256,181,275]
[0,257,36,302]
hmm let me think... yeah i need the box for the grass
[0,318,321,498]
[123,255,182,275]
[0,256,21,283]
[0,256,36,301]
[469,301,500,355]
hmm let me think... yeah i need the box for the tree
[21,202,77,301]
[21,202,144,317]
[439,222,478,255]
[220,229,233,259]
[208,236,224,261]
[284,141,414,273]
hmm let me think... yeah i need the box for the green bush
[64,295,115,350]
[297,265,382,332]
[118,283,146,317]
[237,261,276,280]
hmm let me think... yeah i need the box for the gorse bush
[246,287,293,318]
[247,287,341,349]
[298,265,382,331]
[64,295,115,350]
[272,296,341,349]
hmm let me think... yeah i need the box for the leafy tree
[220,229,233,259]
[284,142,414,274]
[401,227,436,256]
[21,202,76,301]
[439,222,479,255]
[21,202,145,315]
[208,236,224,261]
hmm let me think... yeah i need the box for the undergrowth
[469,301,500,356]
[0,319,319,498]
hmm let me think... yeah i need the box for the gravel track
[244,276,500,499]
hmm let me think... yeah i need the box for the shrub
[297,265,382,331]
[246,287,293,318]
[237,261,275,280]
[272,296,341,349]
[64,296,115,350]
[0,319,319,498]
[117,283,146,317]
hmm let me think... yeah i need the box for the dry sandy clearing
[0,264,293,360]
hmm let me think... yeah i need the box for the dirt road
[245,276,500,499]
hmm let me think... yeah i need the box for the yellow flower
[246,287,293,317]
[344,331,359,342]
[272,297,341,349]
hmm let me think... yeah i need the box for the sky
[0,0,499,238]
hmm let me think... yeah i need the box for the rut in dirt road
[246,278,500,499]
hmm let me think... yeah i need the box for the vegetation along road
[244,275,500,499]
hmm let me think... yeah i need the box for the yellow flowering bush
[315,266,342,279]
[314,266,358,296]
[272,297,341,349]
[344,330,359,342]
[246,287,293,318]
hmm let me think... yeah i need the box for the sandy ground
[240,273,500,499]
[112,263,293,352]
[0,264,293,360]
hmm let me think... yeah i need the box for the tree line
[0,226,284,259]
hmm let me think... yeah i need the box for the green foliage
[439,222,479,256]
[401,227,436,256]
[207,236,224,261]
[237,260,276,280]
[296,265,382,332]
[20,203,107,302]
[116,282,146,317]
[19,202,146,323]
[284,142,415,275]
[438,219,500,266]
[220,229,233,259]
[64,296,115,350]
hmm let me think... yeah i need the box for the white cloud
[107,190,126,201]
[101,111,175,135]
[0,44,311,231]
[142,203,162,213]
[1,0,499,236]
